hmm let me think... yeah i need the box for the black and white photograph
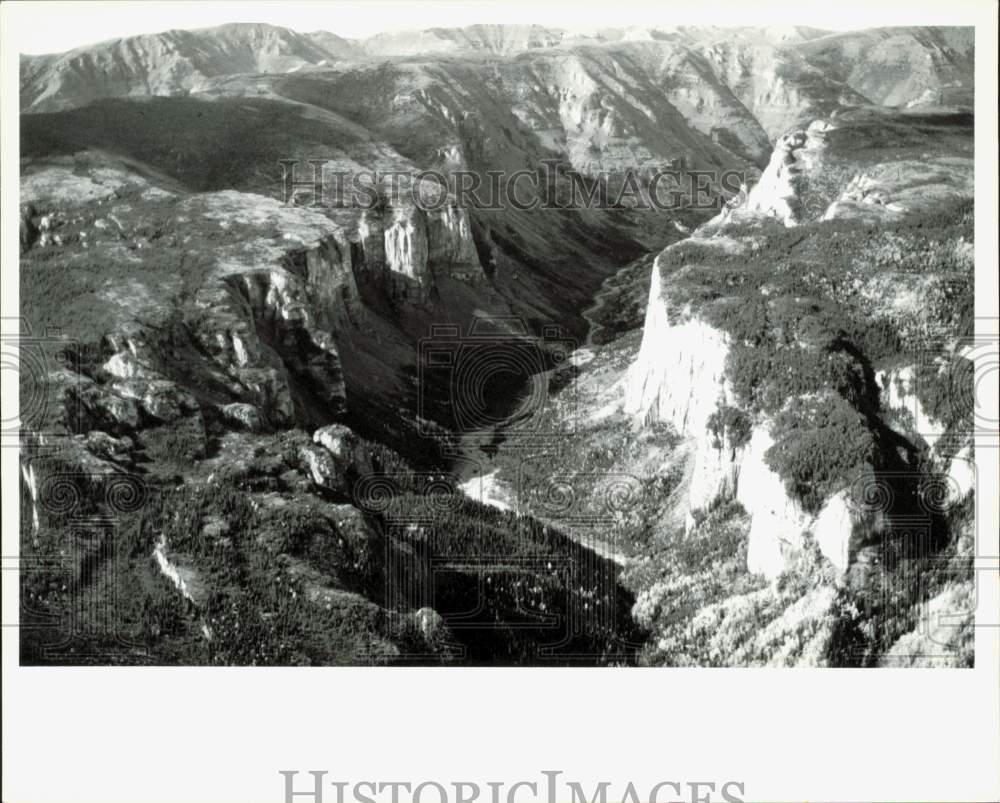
[2,1,998,801]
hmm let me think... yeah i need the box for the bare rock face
[313,423,363,463]
[706,119,833,228]
[426,204,483,273]
[298,444,344,493]
[409,606,456,656]
[735,423,850,578]
[220,403,266,433]
[360,205,431,289]
[295,426,373,498]
[625,244,743,528]
[60,373,142,435]
[355,198,486,300]
[311,424,375,493]
[175,192,355,427]
[625,256,732,433]
[624,106,973,593]
[81,431,135,464]
[625,266,860,579]
[413,607,445,640]
[225,268,348,422]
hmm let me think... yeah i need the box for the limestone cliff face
[734,426,806,575]
[708,118,834,228]
[735,426,854,577]
[623,251,741,521]
[176,191,401,428]
[624,254,731,433]
[427,204,483,276]
[708,112,974,230]
[284,236,362,324]
[356,202,485,295]
[18,157,496,502]
[224,267,348,423]
[624,251,856,579]
[184,217,355,428]
[745,120,832,223]
[623,103,974,583]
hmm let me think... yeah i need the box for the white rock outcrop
[624,257,730,434]
[736,426,811,577]
[357,202,484,291]
[944,445,976,506]
[877,364,948,450]
[153,534,204,606]
[21,461,40,534]
[711,119,834,228]
[625,251,856,579]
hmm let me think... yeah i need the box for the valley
[17,22,977,666]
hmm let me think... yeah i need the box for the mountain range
[21,22,973,119]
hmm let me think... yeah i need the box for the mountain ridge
[21,22,975,129]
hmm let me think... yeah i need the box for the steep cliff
[19,150,647,665]
[356,200,485,295]
[617,106,974,664]
[624,249,858,579]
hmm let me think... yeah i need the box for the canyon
[19,23,976,666]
